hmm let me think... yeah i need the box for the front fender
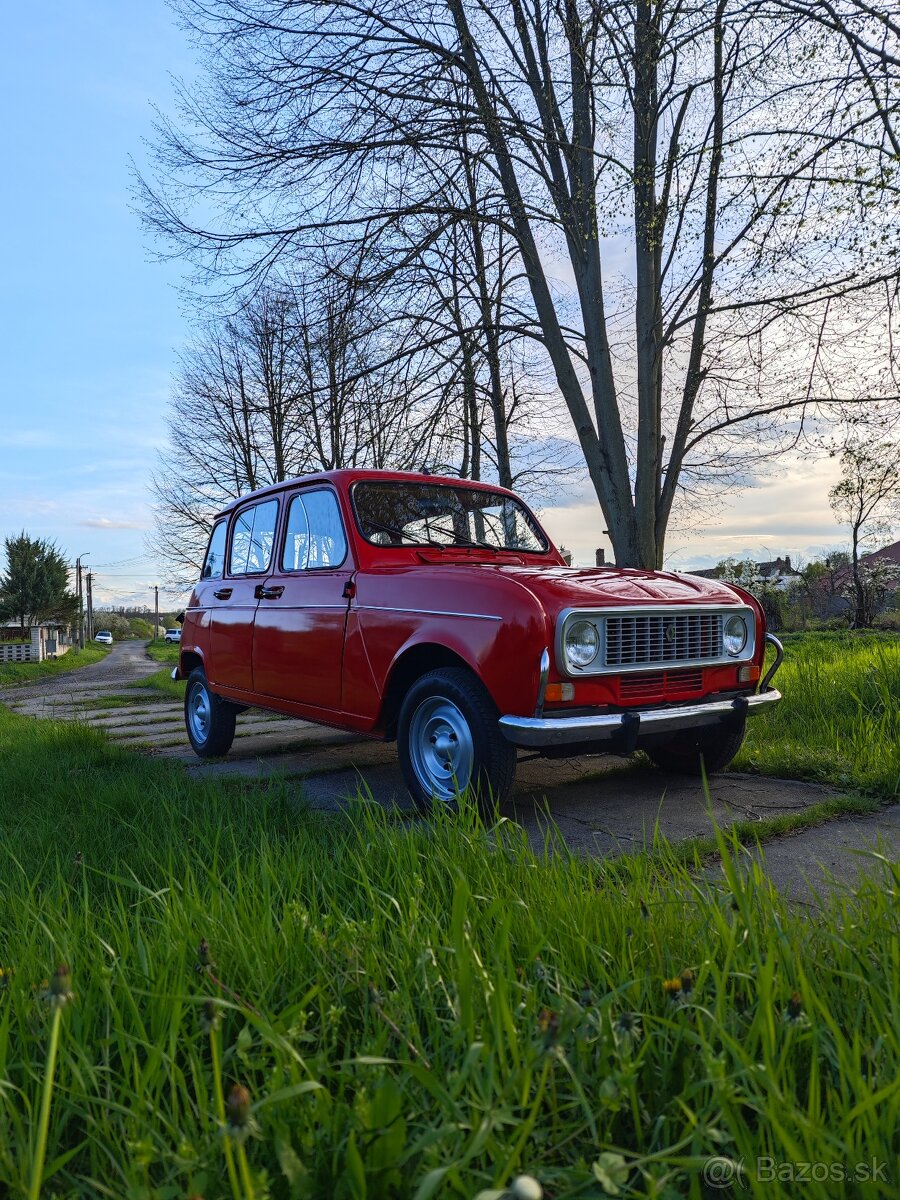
[353,566,553,721]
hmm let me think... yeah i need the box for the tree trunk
[633,0,663,568]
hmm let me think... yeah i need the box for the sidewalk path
[3,640,896,899]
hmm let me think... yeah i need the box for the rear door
[251,486,353,711]
[210,496,280,692]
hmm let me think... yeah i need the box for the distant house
[827,540,900,616]
[688,555,802,592]
[0,620,73,664]
[861,539,900,571]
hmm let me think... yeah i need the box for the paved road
[3,641,896,899]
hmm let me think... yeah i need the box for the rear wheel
[184,668,237,758]
[397,668,516,812]
[646,713,746,776]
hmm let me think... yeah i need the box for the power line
[90,554,154,568]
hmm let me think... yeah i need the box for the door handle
[213,588,232,600]
[254,584,284,600]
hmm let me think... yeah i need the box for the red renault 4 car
[174,470,782,806]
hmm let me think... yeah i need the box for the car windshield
[352,481,548,553]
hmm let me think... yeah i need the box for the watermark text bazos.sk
[702,1154,889,1188]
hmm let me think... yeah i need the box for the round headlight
[723,614,748,656]
[565,620,599,668]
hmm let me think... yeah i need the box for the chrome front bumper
[501,632,784,750]
[499,688,781,748]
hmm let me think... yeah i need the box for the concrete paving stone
[3,641,897,903]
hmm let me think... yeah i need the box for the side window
[201,520,228,579]
[282,489,348,571]
[229,499,279,576]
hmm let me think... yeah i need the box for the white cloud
[81,517,148,530]
[541,451,849,569]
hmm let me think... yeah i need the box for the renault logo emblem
[665,622,676,644]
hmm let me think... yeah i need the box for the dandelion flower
[44,964,74,1010]
[225,1083,258,1145]
[613,1011,643,1051]
[783,990,808,1026]
[200,998,220,1033]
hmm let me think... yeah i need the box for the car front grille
[619,668,705,702]
[604,612,723,669]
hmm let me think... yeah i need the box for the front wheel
[184,668,237,758]
[397,668,517,812]
[645,713,746,776]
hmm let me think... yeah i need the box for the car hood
[481,563,746,620]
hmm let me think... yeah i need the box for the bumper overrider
[499,634,784,751]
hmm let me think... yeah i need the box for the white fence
[0,628,72,664]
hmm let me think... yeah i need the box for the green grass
[146,641,180,665]
[133,641,187,699]
[80,695,158,711]
[0,643,110,688]
[0,706,897,1199]
[736,632,900,799]
[131,668,186,700]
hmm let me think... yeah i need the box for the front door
[211,496,280,692]
[251,486,352,711]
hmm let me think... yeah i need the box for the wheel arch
[179,649,204,679]
[378,642,476,739]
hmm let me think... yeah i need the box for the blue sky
[0,2,848,606]
[1,2,191,607]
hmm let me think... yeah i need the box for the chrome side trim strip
[256,604,348,611]
[499,689,781,748]
[356,605,502,621]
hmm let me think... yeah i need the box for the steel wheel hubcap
[408,696,474,802]
[188,685,211,743]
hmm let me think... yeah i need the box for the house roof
[687,556,800,580]
[862,539,900,567]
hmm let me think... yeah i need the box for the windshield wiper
[366,517,503,552]
[426,521,502,552]
[365,519,444,548]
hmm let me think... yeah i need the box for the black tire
[646,713,746,776]
[184,667,238,758]
[397,667,517,812]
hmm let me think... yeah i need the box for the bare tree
[150,267,448,582]
[140,0,900,567]
[829,440,900,626]
[390,150,578,495]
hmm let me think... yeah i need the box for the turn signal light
[738,665,760,683]
[545,683,575,702]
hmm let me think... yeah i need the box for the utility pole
[75,553,89,649]
[85,572,94,642]
[153,585,159,642]
[76,557,83,650]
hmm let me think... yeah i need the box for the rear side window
[282,489,348,571]
[229,499,279,575]
[201,520,228,579]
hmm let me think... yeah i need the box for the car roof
[212,469,523,520]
